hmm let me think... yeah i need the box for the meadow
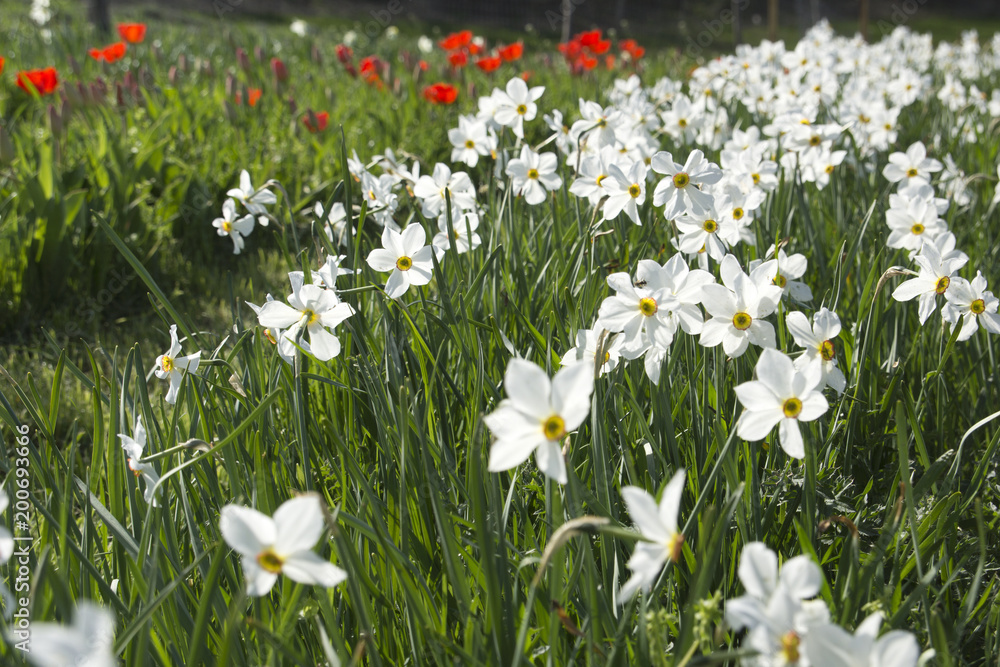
[0,2,999,665]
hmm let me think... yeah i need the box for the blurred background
[100,0,1000,52]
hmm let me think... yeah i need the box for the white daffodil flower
[412,163,477,218]
[891,242,968,324]
[942,271,1000,340]
[220,494,348,597]
[448,115,495,167]
[493,77,545,139]
[885,193,945,253]
[618,469,686,602]
[726,544,831,667]
[154,325,201,405]
[119,415,161,506]
[675,205,731,261]
[484,358,594,484]
[0,491,12,565]
[227,170,277,226]
[700,254,782,358]
[726,542,826,632]
[27,601,116,667]
[805,613,920,667]
[432,208,482,255]
[734,349,829,458]
[212,198,255,255]
[596,265,682,359]
[569,146,625,207]
[0,490,13,613]
[561,328,623,377]
[786,308,847,393]
[506,145,562,206]
[366,225,439,299]
[256,279,355,362]
[881,141,942,186]
[315,201,355,247]
[601,161,647,225]
[651,149,723,219]
[749,245,813,303]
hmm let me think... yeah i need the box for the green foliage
[0,3,999,666]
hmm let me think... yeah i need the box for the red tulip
[423,82,457,104]
[89,42,127,63]
[439,30,472,51]
[498,42,523,62]
[578,30,602,47]
[117,23,147,44]
[271,57,288,83]
[475,55,501,73]
[302,110,329,133]
[17,67,59,96]
[448,51,467,68]
[0,56,5,76]
[336,44,353,64]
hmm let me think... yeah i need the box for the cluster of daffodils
[881,142,1000,339]
[726,543,919,667]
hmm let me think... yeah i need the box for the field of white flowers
[2,10,1000,666]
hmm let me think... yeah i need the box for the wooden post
[561,0,573,44]
[860,0,870,42]
[768,0,779,41]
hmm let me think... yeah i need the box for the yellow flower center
[302,309,320,326]
[825,164,835,174]
[222,219,233,233]
[732,207,744,220]
[465,139,475,148]
[628,183,641,198]
[970,298,986,314]
[752,173,760,184]
[780,631,801,664]
[542,415,566,440]
[160,355,174,373]
[678,118,688,127]
[516,104,527,115]
[667,532,684,562]
[935,276,950,294]
[596,174,607,186]
[257,548,285,574]
[638,297,658,316]
[858,113,870,123]
[672,172,690,188]
[819,340,835,361]
[782,397,803,418]
[809,135,821,146]
[396,256,413,271]
[596,117,607,127]
[911,223,925,235]
[602,351,611,365]
[702,219,718,233]
[906,167,919,178]
[773,274,787,288]
[732,312,752,330]
[527,168,539,180]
